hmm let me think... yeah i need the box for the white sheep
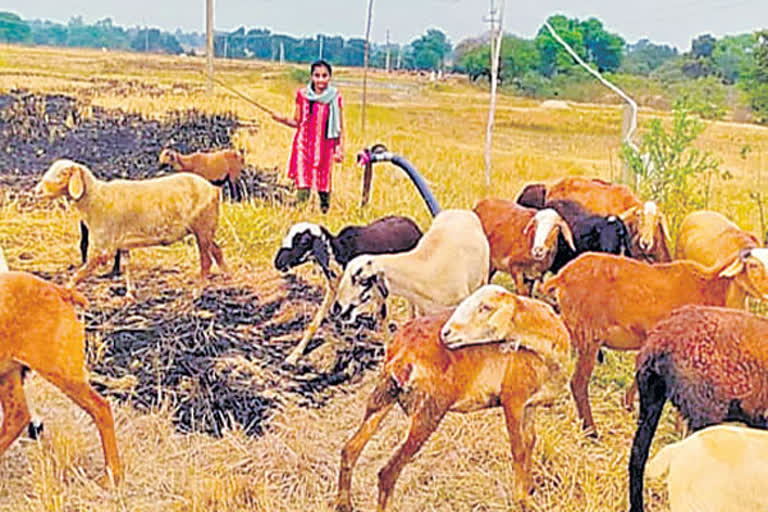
[34,159,227,297]
[332,209,490,325]
[646,423,768,512]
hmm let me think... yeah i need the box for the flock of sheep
[275,176,768,511]
[1,146,768,512]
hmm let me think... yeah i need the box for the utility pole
[279,41,285,64]
[385,29,391,73]
[206,0,214,95]
[483,0,504,186]
[361,0,374,138]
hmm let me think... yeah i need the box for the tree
[691,34,716,59]
[740,30,768,124]
[579,17,624,72]
[0,12,31,43]
[622,39,678,75]
[410,29,451,70]
[712,33,756,83]
[130,28,182,54]
[499,35,539,81]
[535,14,586,77]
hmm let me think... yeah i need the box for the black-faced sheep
[274,216,423,364]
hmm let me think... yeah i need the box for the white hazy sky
[2,0,766,51]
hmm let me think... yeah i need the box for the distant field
[1,44,767,511]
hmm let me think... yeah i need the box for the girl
[273,59,344,213]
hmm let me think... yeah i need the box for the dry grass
[1,43,767,511]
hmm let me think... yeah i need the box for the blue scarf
[305,84,341,139]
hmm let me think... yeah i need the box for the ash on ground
[60,270,385,438]
[0,89,290,203]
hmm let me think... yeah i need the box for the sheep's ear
[619,206,638,222]
[311,237,331,279]
[559,220,576,251]
[67,166,84,200]
[523,216,536,237]
[659,214,671,242]
[719,254,745,278]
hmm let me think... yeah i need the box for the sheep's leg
[193,232,213,280]
[68,249,114,288]
[502,386,536,502]
[0,366,31,456]
[34,366,121,486]
[209,241,228,275]
[122,251,134,300]
[628,365,668,512]
[79,221,89,264]
[570,341,600,436]
[335,378,397,512]
[623,356,640,412]
[377,397,447,512]
[286,282,337,365]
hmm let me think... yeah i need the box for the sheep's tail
[0,247,8,273]
[54,285,89,309]
[628,352,669,512]
[645,441,676,479]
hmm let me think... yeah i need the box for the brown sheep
[159,148,245,200]
[334,303,570,511]
[541,250,768,435]
[0,271,121,485]
[524,177,672,262]
[629,305,768,512]
[474,198,574,296]
[676,211,761,302]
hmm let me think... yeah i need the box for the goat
[159,147,244,201]
[334,306,570,511]
[644,423,768,512]
[628,305,768,512]
[473,198,574,296]
[541,250,768,435]
[0,271,121,485]
[516,183,546,209]
[332,209,489,325]
[676,210,761,293]
[35,159,227,298]
[274,216,423,365]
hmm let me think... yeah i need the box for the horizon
[2,1,767,52]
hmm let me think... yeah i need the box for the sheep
[34,159,227,298]
[518,178,671,262]
[643,423,768,512]
[274,216,423,365]
[0,271,121,485]
[334,305,570,511]
[540,250,768,435]
[331,209,489,326]
[533,199,632,274]
[159,147,244,201]
[628,305,768,512]
[473,198,574,296]
[676,211,761,302]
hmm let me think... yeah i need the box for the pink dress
[287,88,342,193]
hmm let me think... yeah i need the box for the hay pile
[57,271,386,438]
[0,89,290,202]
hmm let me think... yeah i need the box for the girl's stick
[201,70,277,117]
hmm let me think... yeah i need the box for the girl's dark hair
[310,59,332,76]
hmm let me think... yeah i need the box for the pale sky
[3,0,767,51]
